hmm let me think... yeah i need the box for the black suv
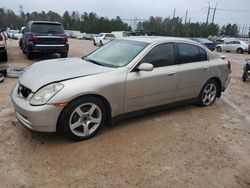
[0,29,8,62]
[21,21,69,59]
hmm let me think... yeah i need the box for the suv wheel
[60,52,68,58]
[100,40,103,46]
[59,96,107,141]
[27,50,34,59]
[2,51,8,62]
[237,48,244,54]
[93,41,97,46]
[197,79,218,107]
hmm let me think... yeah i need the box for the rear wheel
[93,41,97,46]
[58,96,107,141]
[60,52,68,58]
[100,40,103,46]
[197,79,218,107]
[1,51,8,62]
[237,48,244,54]
[27,50,34,59]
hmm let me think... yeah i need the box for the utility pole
[185,10,188,24]
[211,3,218,24]
[173,8,176,18]
[206,2,211,25]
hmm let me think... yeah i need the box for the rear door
[124,43,178,112]
[175,43,211,101]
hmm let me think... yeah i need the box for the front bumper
[11,84,62,132]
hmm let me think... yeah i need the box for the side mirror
[137,63,154,72]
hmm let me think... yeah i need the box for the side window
[234,41,240,44]
[177,43,201,64]
[198,47,208,61]
[140,43,175,68]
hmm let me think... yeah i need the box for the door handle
[168,73,176,76]
[203,67,209,71]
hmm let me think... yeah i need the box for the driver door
[124,43,178,113]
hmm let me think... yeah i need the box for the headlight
[30,83,64,106]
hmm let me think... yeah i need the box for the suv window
[234,41,240,44]
[140,43,175,68]
[31,23,64,34]
[177,43,207,63]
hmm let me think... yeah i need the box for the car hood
[19,57,114,92]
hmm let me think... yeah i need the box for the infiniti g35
[11,36,231,140]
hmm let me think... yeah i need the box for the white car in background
[93,33,115,46]
[111,31,131,38]
[216,40,249,54]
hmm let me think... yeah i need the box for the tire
[93,41,97,46]
[0,73,4,83]
[237,48,244,54]
[7,67,25,78]
[248,50,250,54]
[27,50,34,59]
[58,96,107,141]
[242,72,248,82]
[2,51,8,62]
[216,46,222,52]
[197,79,218,107]
[60,52,68,58]
[100,40,103,46]
[0,68,7,76]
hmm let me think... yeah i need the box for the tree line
[0,8,131,33]
[0,7,242,37]
[137,16,241,37]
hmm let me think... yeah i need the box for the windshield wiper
[85,58,103,66]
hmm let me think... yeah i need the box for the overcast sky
[1,0,250,32]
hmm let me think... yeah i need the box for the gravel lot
[1,39,250,188]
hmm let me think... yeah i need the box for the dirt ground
[0,39,250,188]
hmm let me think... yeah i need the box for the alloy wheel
[69,103,102,137]
[202,83,217,106]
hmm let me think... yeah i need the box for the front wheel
[197,80,218,107]
[58,96,107,141]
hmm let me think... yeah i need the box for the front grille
[17,85,31,99]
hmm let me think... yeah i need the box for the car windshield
[31,23,64,34]
[85,40,149,67]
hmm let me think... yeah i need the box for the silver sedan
[11,37,231,140]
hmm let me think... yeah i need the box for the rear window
[177,43,208,63]
[31,23,64,34]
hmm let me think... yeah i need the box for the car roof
[122,36,195,44]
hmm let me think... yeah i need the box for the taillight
[28,35,37,41]
[228,61,231,71]
[61,35,68,42]
[0,34,3,41]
